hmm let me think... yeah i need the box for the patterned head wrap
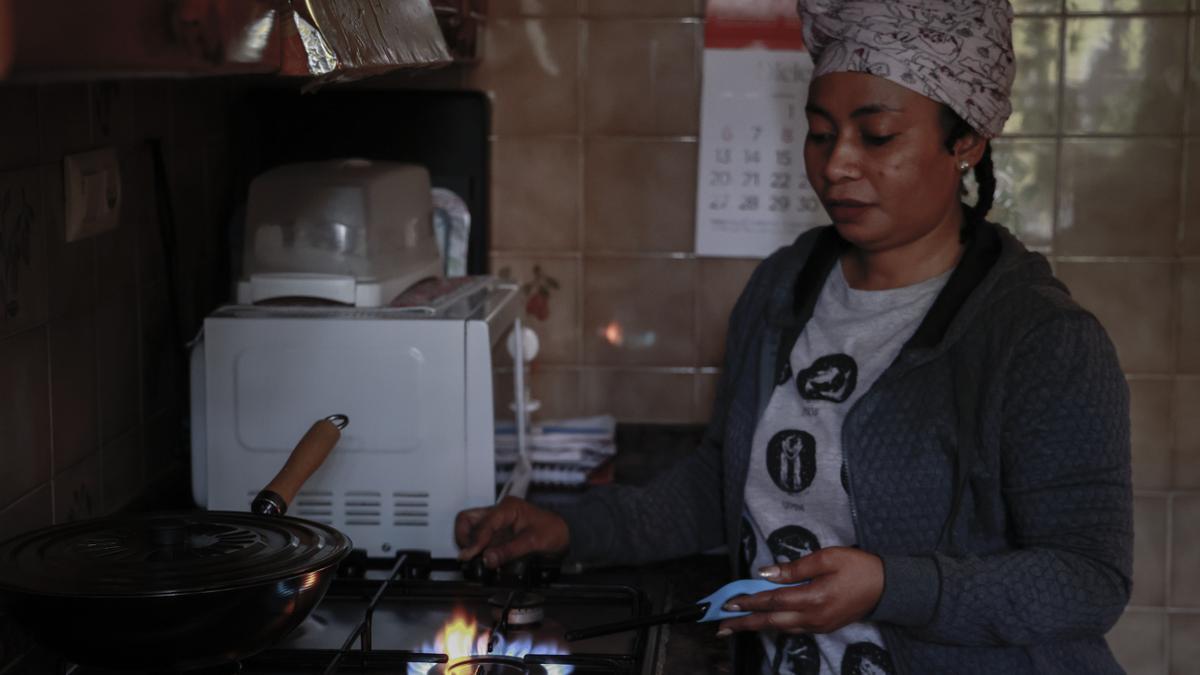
[797,0,1016,138]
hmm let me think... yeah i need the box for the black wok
[0,415,354,672]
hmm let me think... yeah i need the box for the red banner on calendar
[705,0,805,51]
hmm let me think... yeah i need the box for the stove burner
[488,592,545,626]
[433,656,548,675]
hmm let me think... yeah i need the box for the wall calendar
[694,0,829,258]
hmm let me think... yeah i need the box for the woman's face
[803,72,981,252]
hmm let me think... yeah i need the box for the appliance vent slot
[344,491,381,526]
[392,491,430,527]
[295,490,335,524]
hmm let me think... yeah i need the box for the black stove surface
[60,553,656,675]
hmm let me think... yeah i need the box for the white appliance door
[203,315,477,557]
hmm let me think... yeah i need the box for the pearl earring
[958,160,970,172]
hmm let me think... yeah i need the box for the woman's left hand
[716,547,885,636]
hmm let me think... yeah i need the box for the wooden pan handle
[252,415,348,516]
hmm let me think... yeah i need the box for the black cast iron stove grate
[53,551,651,675]
[237,551,649,675]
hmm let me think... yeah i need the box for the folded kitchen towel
[494,415,617,486]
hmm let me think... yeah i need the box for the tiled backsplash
[0,2,1196,673]
[0,79,233,541]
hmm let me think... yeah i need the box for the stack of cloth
[494,415,617,488]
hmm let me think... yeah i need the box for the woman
[457,1,1133,672]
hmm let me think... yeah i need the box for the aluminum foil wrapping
[172,0,281,66]
[283,0,452,81]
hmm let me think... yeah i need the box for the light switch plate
[64,147,121,242]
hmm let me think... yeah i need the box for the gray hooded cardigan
[557,222,1133,673]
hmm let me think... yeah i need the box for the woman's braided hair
[939,106,996,238]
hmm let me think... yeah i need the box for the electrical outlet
[64,147,122,242]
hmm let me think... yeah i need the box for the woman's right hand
[454,496,570,568]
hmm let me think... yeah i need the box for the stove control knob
[398,550,433,579]
[499,557,529,585]
[462,556,496,583]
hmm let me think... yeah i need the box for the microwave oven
[189,276,522,558]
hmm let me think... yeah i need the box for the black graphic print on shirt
[797,353,858,403]
[766,525,821,563]
[776,360,793,386]
[766,429,817,494]
[740,517,757,573]
[772,633,820,675]
[841,641,895,675]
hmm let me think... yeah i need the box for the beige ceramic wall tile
[1128,379,1173,489]
[493,367,583,422]
[1056,261,1175,373]
[1067,0,1187,10]
[694,371,720,424]
[584,20,701,136]
[36,84,92,164]
[1170,615,1200,674]
[41,164,96,321]
[696,258,759,367]
[0,168,49,339]
[583,257,696,366]
[583,139,697,252]
[1063,18,1187,134]
[1184,140,1199,256]
[490,0,578,16]
[1180,262,1200,373]
[49,312,98,473]
[0,485,52,543]
[582,0,700,17]
[491,138,581,252]
[1175,379,1200,489]
[467,19,581,135]
[1107,611,1166,674]
[0,86,39,172]
[989,139,1056,249]
[52,452,102,524]
[1013,0,1064,12]
[1171,495,1200,606]
[102,429,144,514]
[491,256,581,364]
[582,368,694,422]
[1131,496,1167,606]
[1007,18,1061,135]
[0,328,51,511]
[1056,139,1180,257]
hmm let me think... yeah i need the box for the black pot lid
[0,512,352,597]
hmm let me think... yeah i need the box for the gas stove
[60,551,662,675]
